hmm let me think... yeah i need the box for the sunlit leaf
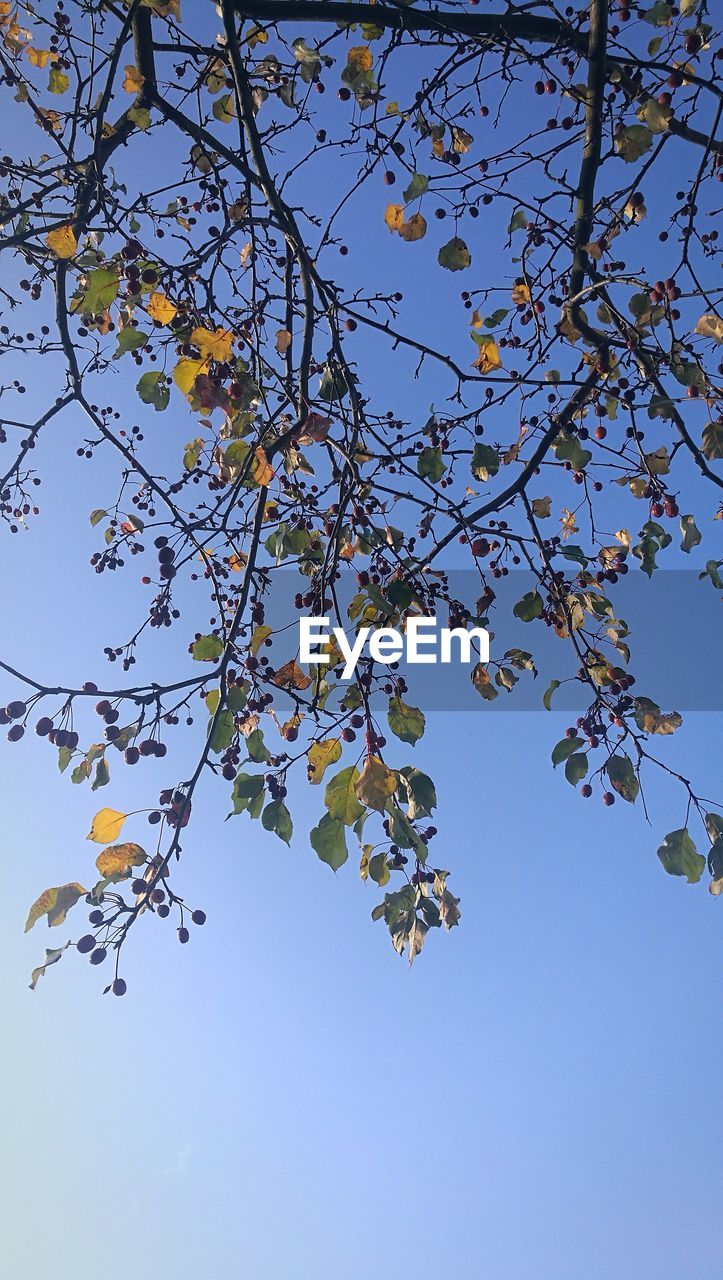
[45,225,77,258]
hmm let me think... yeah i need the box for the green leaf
[438,237,471,271]
[552,736,583,767]
[470,443,500,482]
[554,433,592,470]
[262,799,293,845]
[231,771,265,815]
[368,851,390,886]
[246,727,271,763]
[701,421,723,461]
[89,508,107,527]
[417,446,446,483]
[310,812,348,871]
[699,559,723,589]
[605,755,639,803]
[616,124,653,162]
[80,268,119,313]
[128,105,151,131]
[114,326,147,357]
[513,590,543,622]
[543,679,560,710]
[399,766,437,818]
[325,765,364,825]
[137,371,170,411]
[565,752,588,786]
[210,709,234,754]
[657,828,705,883]
[507,209,527,235]
[191,634,223,662]
[92,757,110,790]
[679,514,701,553]
[402,172,429,203]
[48,67,69,94]
[388,696,425,746]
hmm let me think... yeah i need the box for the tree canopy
[0,0,721,992]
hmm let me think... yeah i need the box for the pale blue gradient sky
[1,7,722,1277]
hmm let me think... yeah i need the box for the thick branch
[233,1,586,51]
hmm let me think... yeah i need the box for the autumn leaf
[275,328,292,354]
[250,446,274,487]
[307,738,342,784]
[27,48,52,68]
[531,496,551,518]
[249,624,272,654]
[273,659,312,691]
[347,46,373,72]
[560,508,578,540]
[191,326,234,362]
[95,842,146,878]
[147,291,177,325]
[87,807,128,844]
[385,203,404,233]
[45,225,77,259]
[695,314,723,344]
[122,64,145,93]
[173,357,206,395]
[355,755,397,812]
[472,338,502,373]
[25,883,86,932]
[511,281,530,305]
[398,212,427,242]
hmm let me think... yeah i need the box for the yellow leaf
[24,883,86,932]
[451,126,473,154]
[512,281,530,305]
[531,496,551,518]
[45,224,77,259]
[147,291,177,325]
[307,738,342,784]
[399,212,427,242]
[347,45,373,72]
[95,842,146,878]
[250,624,272,655]
[87,807,128,844]
[27,47,51,68]
[695,314,723,344]
[191,325,234,362]
[246,25,268,48]
[122,64,145,93]
[473,340,502,374]
[173,357,207,395]
[560,508,578,540]
[385,203,404,233]
[228,551,247,572]
[251,446,274,487]
[354,755,396,812]
[275,328,292,354]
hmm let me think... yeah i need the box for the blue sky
[1,6,722,1277]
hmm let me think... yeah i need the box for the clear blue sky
[1,6,722,1278]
